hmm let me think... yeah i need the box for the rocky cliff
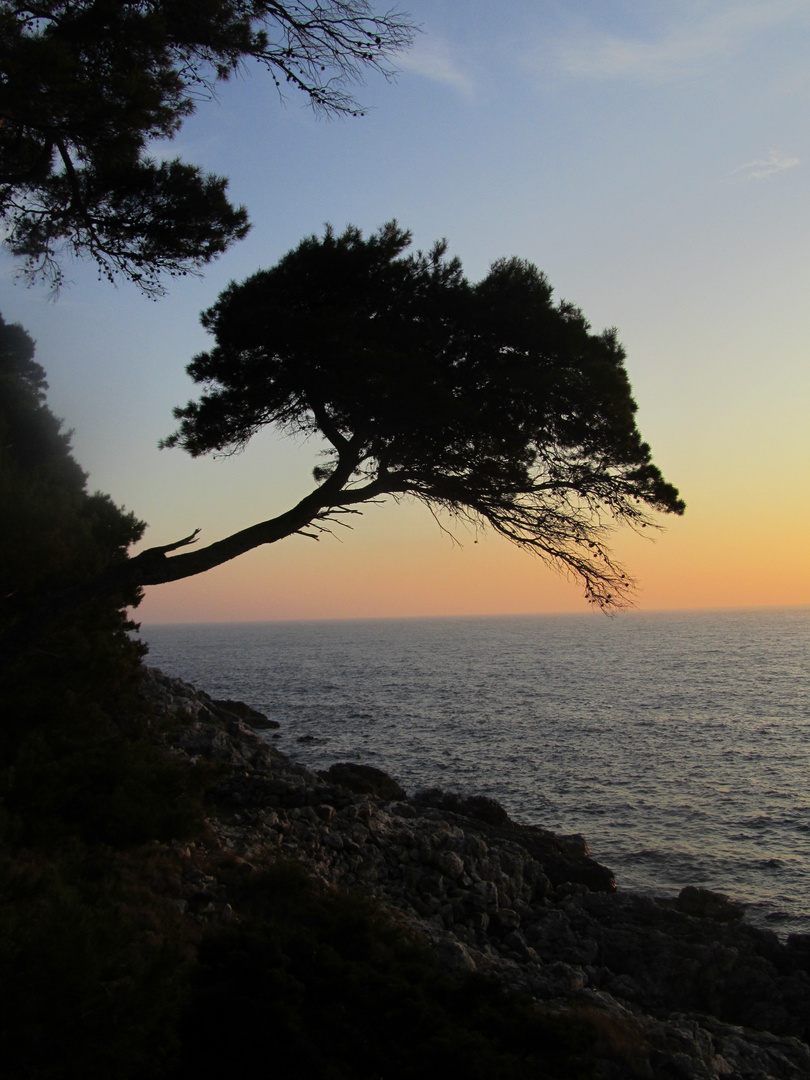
[142,668,810,1080]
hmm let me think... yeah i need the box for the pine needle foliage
[0,2,416,293]
[164,223,684,606]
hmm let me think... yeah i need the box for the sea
[139,607,810,937]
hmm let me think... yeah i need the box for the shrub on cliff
[0,313,205,843]
[0,312,144,694]
[0,316,212,1075]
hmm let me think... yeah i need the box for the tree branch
[0,445,374,673]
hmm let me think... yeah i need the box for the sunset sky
[3,0,810,623]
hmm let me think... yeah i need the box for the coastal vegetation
[0,5,733,1077]
[1,224,684,667]
[0,375,633,1078]
[0,1,414,294]
[159,221,684,608]
[1,1,682,664]
[2,311,805,1077]
[0,321,806,1073]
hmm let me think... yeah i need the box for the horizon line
[136,601,810,629]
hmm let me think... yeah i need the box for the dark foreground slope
[4,666,810,1080]
[144,669,810,1080]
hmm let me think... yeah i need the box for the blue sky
[3,1,810,620]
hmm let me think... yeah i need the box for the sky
[3,0,810,623]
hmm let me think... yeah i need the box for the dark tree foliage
[0,313,145,688]
[0,329,221,1080]
[0,1,415,294]
[0,313,218,851]
[0,314,144,613]
[0,224,683,654]
[156,222,683,606]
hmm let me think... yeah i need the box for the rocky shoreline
[142,667,810,1080]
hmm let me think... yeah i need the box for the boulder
[212,697,279,729]
[676,886,746,922]
[411,787,513,827]
[318,762,407,801]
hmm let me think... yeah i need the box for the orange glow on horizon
[135,500,810,625]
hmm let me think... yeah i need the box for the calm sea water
[139,608,810,936]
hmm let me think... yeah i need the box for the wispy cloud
[732,150,799,181]
[551,0,810,83]
[396,38,474,99]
